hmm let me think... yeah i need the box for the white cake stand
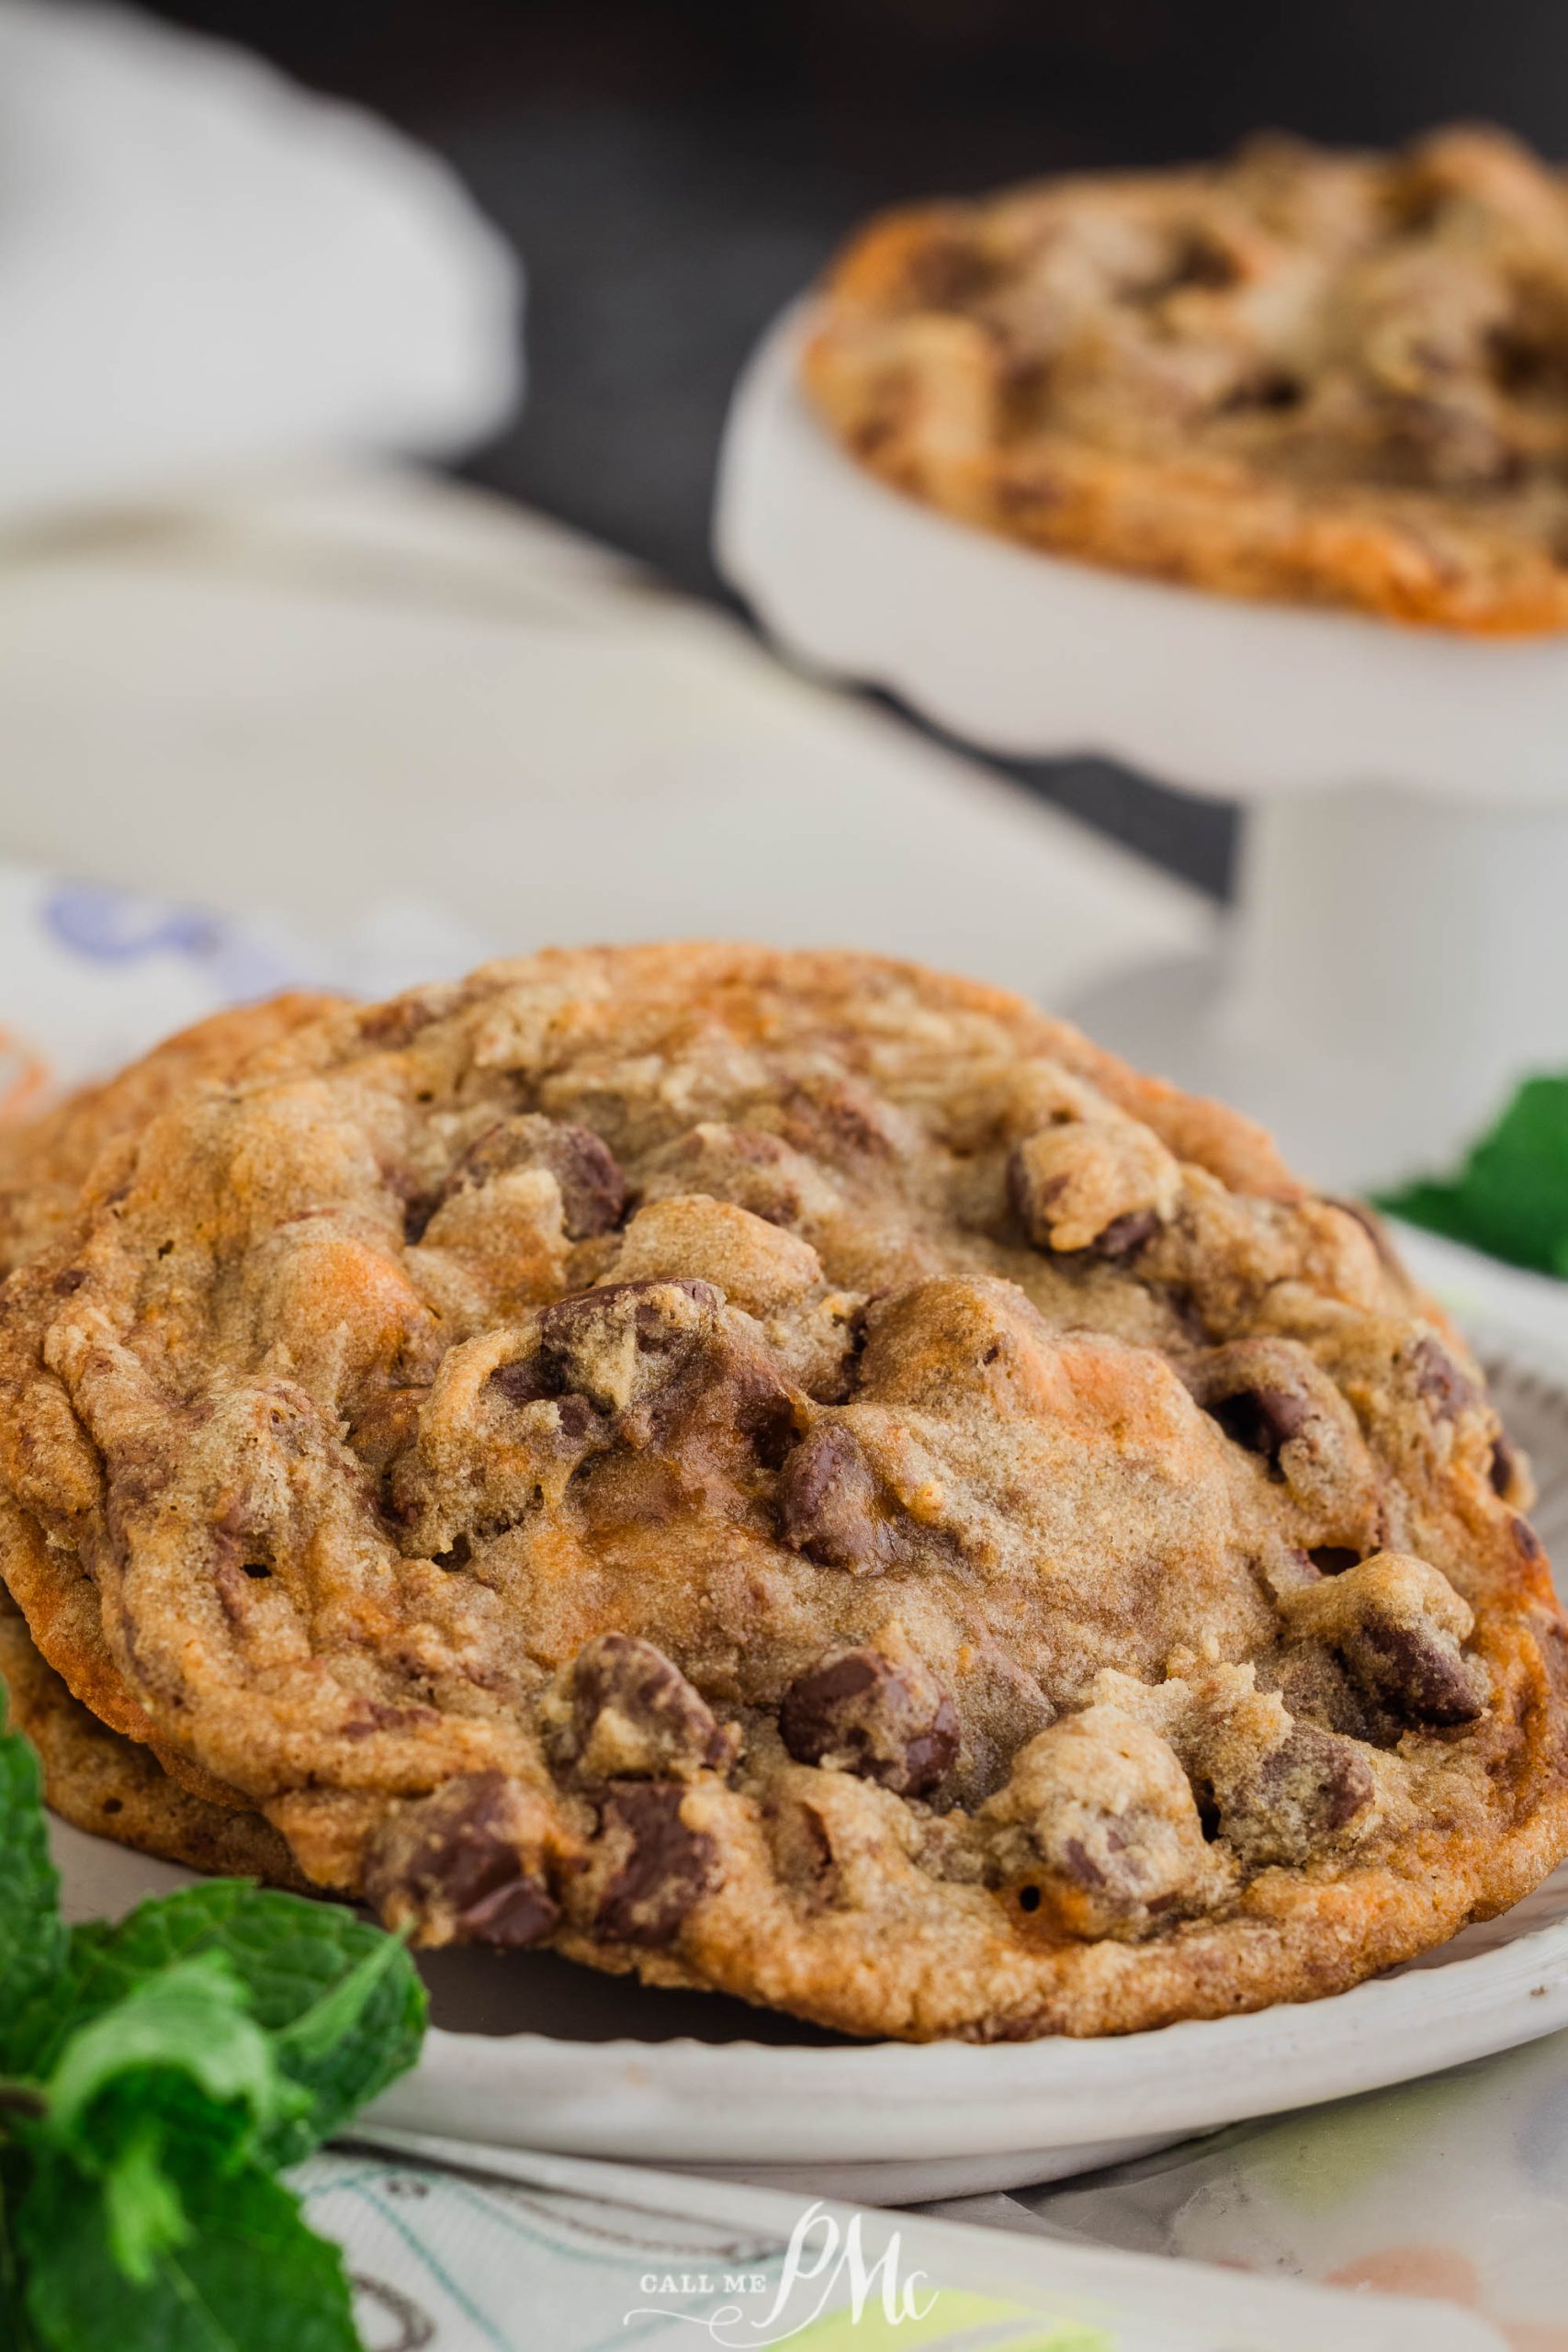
[716,304,1568,1193]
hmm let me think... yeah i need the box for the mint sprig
[0,1730,66,2018]
[1378,1072,1568,1279]
[0,1706,427,2352]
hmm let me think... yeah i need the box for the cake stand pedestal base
[1070,786,1568,1193]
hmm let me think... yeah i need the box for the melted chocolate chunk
[1210,1384,1313,1461]
[488,1359,559,1408]
[1221,1723,1374,1865]
[1490,1432,1517,1495]
[553,1633,734,1782]
[780,1646,959,1796]
[1354,1615,1488,1724]
[365,1773,559,1949]
[1514,1516,1547,1566]
[449,1114,626,1238]
[1087,1208,1162,1261]
[775,1423,896,1571]
[1406,1334,1474,1419]
[590,1782,719,1945]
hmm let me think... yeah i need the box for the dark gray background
[146,1,1568,897]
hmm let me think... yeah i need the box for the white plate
[47,1344,1568,2205]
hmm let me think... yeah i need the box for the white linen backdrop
[0,0,521,526]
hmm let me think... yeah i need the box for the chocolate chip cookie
[1,944,1563,2039]
[805,126,1568,631]
[0,993,343,1283]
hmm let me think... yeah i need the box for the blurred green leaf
[1378,1072,1568,1278]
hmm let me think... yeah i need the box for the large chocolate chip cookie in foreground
[1,944,1564,2039]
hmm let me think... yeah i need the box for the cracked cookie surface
[805,126,1568,631]
[0,943,1564,2039]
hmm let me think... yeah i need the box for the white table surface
[0,467,1209,1015]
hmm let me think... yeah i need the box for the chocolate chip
[540,1279,716,1359]
[637,1123,832,1233]
[364,1773,559,1949]
[552,1633,735,1782]
[458,1876,561,1946]
[1221,1724,1374,1866]
[1406,1334,1474,1419]
[447,1114,626,1238]
[1514,1515,1547,1566]
[1026,1207,1164,1264]
[479,1360,611,1473]
[779,1646,959,1796]
[487,1359,559,1409]
[534,1279,718,1419]
[1057,1834,1107,1888]
[1086,1209,1161,1261]
[1284,1553,1489,1730]
[1006,1126,1171,1260]
[554,1395,604,1443]
[589,1782,718,1946]
[782,1077,899,1164]
[1489,1432,1518,1496]
[402,1195,437,1246]
[1328,1196,1403,1270]
[1210,1384,1313,1461]
[1189,1354,1325,1458]
[775,1423,895,1572]
[1354,1616,1488,1724]
[1186,1343,1333,1467]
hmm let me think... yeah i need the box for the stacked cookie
[1,947,1563,2039]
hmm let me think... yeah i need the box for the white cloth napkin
[0,1,521,526]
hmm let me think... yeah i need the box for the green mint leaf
[1,2149,42,2352]
[0,1715,65,2059]
[44,1950,299,2165]
[12,1883,425,2159]
[264,1923,420,2166]
[39,1950,310,2279]
[99,2122,191,2286]
[19,2148,360,2352]
[1378,1072,1568,1278]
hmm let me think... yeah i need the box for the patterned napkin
[289,2132,1492,2352]
[1002,2021,1568,2347]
